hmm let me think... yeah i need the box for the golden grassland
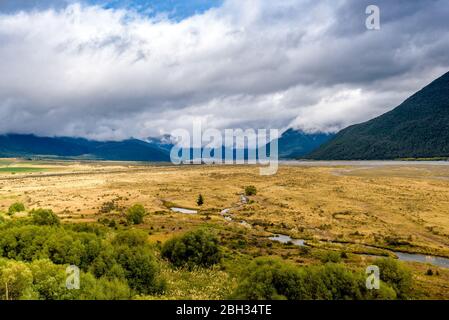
[1,158,449,299]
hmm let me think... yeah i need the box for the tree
[244,186,257,196]
[232,257,305,300]
[197,194,204,206]
[31,209,60,226]
[29,259,69,300]
[232,257,398,300]
[8,202,25,216]
[0,260,36,300]
[112,229,148,247]
[110,229,165,295]
[373,258,413,299]
[115,246,165,295]
[75,273,132,300]
[126,204,146,225]
[161,229,221,270]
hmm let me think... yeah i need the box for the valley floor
[1,159,449,299]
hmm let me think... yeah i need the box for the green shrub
[161,229,222,269]
[310,263,362,300]
[0,216,167,298]
[232,257,398,300]
[373,258,413,299]
[77,274,132,300]
[320,251,342,263]
[232,257,305,300]
[0,225,102,270]
[359,279,397,300]
[28,259,72,300]
[112,229,148,247]
[0,258,132,300]
[244,186,257,196]
[8,202,25,216]
[30,209,60,226]
[126,204,146,225]
[108,220,117,228]
[115,245,165,294]
[0,259,35,300]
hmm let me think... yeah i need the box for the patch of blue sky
[0,0,223,20]
[100,0,223,19]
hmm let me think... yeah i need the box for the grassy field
[0,167,46,173]
[1,159,449,299]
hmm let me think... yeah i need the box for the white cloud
[0,0,448,140]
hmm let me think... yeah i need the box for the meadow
[1,159,449,299]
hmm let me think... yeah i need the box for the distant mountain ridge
[309,71,449,160]
[0,134,170,161]
[277,129,334,159]
[0,129,333,162]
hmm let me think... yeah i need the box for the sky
[0,0,448,140]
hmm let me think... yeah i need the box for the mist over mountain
[6,66,449,166]
[0,128,334,162]
[277,129,334,159]
[308,71,449,160]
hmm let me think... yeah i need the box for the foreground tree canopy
[0,216,165,300]
[0,206,414,300]
[232,257,409,300]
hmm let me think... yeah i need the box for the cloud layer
[0,0,448,140]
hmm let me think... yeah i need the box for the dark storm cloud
[0,0,448,139]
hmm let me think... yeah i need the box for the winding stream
[269,234,449,269]
[394,252,449,269]
[170,207,198,214]
[269,234,306,247]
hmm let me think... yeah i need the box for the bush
[232,258,398,300]
[373,258,413,299]
[0,219,165,297]
[8,202,25,216]
[232,257,305,300]
[29,259,73,300]
[77,274,132,300]
[0,259,35,300]
[244,186,257,196]
[110,229,165,294]
[31,209,60,226]
[126,204,146,225]
[161,229,222,269]
[0,258,132,300]
[320,251,342,263]
[310,263,363,300]
[115,245,165,294]
[112,229,148,247]
[0,225,102,270]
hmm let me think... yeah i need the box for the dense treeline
[0,216,164,299]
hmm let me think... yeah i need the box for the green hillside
[308,71,449,160]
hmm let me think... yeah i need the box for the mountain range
[1,70,448,161]
[0,129,330,161]
[309,71,449,160]
[0,134,171,161]
[0,129,325,161]
[277,129,334,159]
